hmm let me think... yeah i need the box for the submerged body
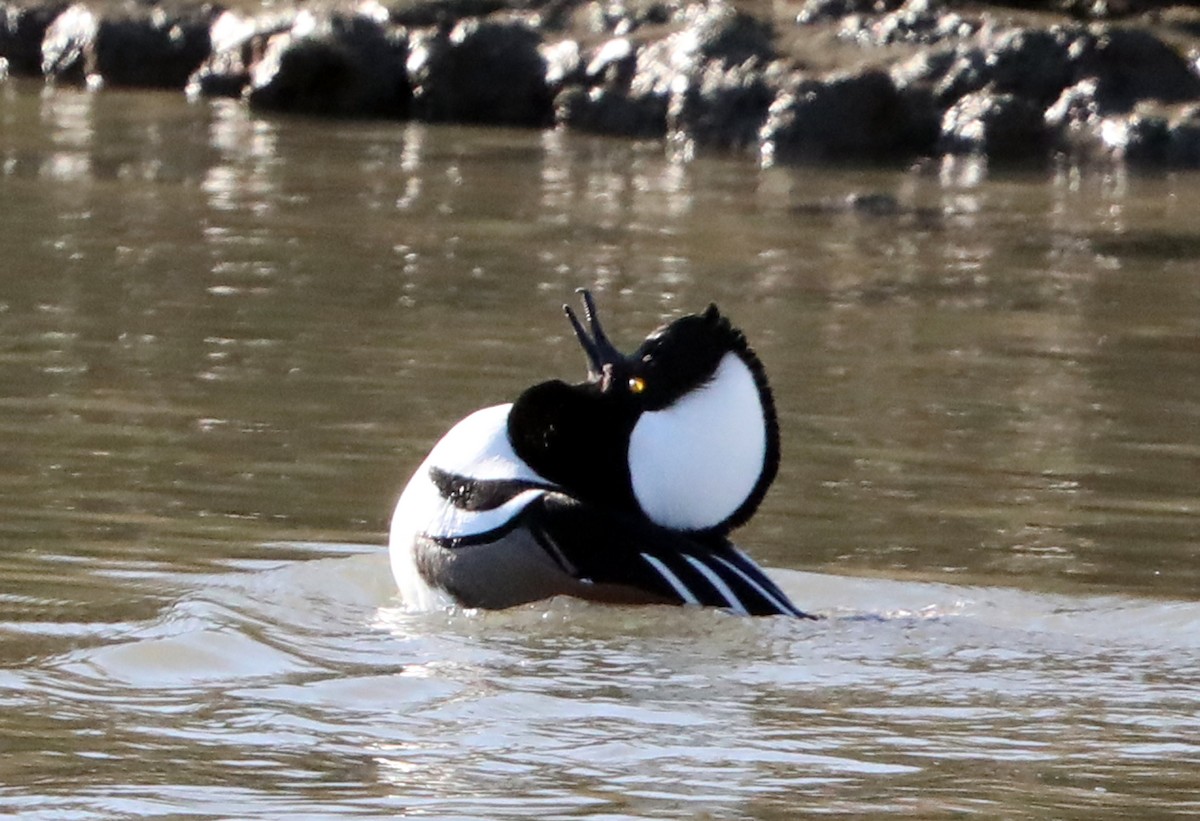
[389,292,811,617]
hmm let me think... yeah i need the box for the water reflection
[38,86,93,181]
[1,81,1198,599]
[2,80,1200,817]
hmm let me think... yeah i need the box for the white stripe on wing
[711,553,800,616]
[640,553,701,606]
[682,555,749,616]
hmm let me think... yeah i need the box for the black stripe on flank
[429,467,556,512]
[426,514,526,549]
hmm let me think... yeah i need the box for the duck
[388,289,812,618]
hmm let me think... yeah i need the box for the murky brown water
[1,78,1198,817]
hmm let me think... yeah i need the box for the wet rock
[0,0,69,75]
[558,1,777,142]
[248,7,410,118]
[1046,86,1200,167]
[555,34,670,138]
[1167,105,1200,166]
[939,90,1047,160]
[889,45,957,102]
[555,37,666,137]
[1044,77,1100,149]
[668,59,779,152]
[1069,27,1200,114]
[759,69,926,163]
[541,36,582,90]
[985,26,1074,106]
[41,2,95,82]
[93,2,220,88]
[887,20,1200,166]
[9,0,1200,169]
[583,36,635,85]
[408,18,551,126]
[681,1,776,67]
[188,9,295,98]
[1087,106,1200,167]
[556,82,668,136]
[1098,110,1171,164]
[892,25,1075,111]
[927,44,985,107]
[891,43,992,117]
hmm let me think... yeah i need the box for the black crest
[509,289,780,533]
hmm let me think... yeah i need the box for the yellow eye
[628,376,646,394]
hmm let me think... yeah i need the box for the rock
[248,7,410,118]
[1167,105,1200,166]
[1098,109,1171,164]
[892,25,1075,111]
[583,36,635,85]
[556,83,668,136]
[680,1,776,67]
[842,0,979,47]
[1046,88,1200,166]
[924,44,986,107]
[796,0,904,26]
[889,44,958,101]
[558,1,777,143]
[541,37,582,90]
[388,0,508,28]
[939,90,1047,160]
[984,26,1074,106]
[555,36,666,137]
[1069,26,1200,114]
[562,0,674,38]
[188,9,295,98]
[0,0,69,75]
[1087,104,1200,167]
[1044,77,1100,149]
[9,0,1200,169]
[408,18,551,126]
[41,2,95,82]
[93,2,220,88]
[669,59,778,152]
[759,68,924,163]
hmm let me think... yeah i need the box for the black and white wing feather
[525,495,814,618]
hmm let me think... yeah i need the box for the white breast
[627,353,767,531]
[388,403,550,609]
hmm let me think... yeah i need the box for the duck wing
[523,494,814,618]
[413,470,811,617]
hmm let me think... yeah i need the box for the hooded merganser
[389,290,812,617]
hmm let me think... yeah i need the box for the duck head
[507,290,779,534]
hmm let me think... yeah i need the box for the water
[1,78,1199,816]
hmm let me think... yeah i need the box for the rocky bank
[4,0,1200,167]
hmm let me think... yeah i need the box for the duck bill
[562,288,625,381]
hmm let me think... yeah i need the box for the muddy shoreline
[4,0,1200,167]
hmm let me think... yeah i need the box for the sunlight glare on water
[1,80,1199,817]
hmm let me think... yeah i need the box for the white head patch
[627,353,767,531]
